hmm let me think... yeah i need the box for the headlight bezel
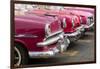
[72,18,75,28]
[45,24,51,37]
[62,18,67,28]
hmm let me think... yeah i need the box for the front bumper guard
[37,32,65,46]
[29,32,70,58]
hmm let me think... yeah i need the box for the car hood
[15,12,57,25]
[67,10,93,17]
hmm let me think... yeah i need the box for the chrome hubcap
[14,47,21,66]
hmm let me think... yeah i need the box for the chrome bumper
[29,38,70,58]
[64,31,81,37]
[37,32,64,46]
[29,47,59,58]
[76,25,85,32]
[84,22,94,29]
[29,31,70,58]
[64,31,81,41]
[64,25,84,41]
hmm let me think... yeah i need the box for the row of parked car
[14,5,94,67]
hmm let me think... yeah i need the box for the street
[28,31,95,66]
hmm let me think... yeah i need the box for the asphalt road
[28,31,95,66]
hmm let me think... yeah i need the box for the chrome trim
[37,32,64,46]
[29,31,70,58]
[45,24,51,37]
[14,46,21,66]
[57,37,70,52]
[29,36,70,58]
[64,30,81,42]
[72,18,75,27]
[64,25,84,37]
[64,25,85,41]
[29,47,59,58]
[62,18,67,28]
[80,16,82,24]
[44,30,63,40]
[84,22,94,28]
[64,30,81,37]
[87,17,90,25]
[15,34,38,38]
[76,25,85,32]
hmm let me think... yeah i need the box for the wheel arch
[14,40,29,57]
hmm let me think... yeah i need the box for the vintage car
[64,7,94,31]
[29,9,84,41]
[64,7,94,14]
[14,12,70,66]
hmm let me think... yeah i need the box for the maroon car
[14,12,70,66]
[30,9,84,41]
[64,7,94,31]
[64,7,94,14]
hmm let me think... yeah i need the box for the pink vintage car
[64,7,94,14]
[64,7,94,31]
[29,9,84,41]
[14,12,70,66]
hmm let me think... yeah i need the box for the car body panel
[63,7,94,30]
[15,11,70,58]
[31,9,81,33]
[29,9,84,41]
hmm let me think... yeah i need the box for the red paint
[15,13,62,52]
[30,9,82,33]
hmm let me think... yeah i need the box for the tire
[14,44,29,67]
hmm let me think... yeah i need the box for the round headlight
[72,18,75,27]
[87,16,94,25]
[62,18,67,28]
[45,24,51,37]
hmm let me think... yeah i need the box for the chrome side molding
[15,34,38,38]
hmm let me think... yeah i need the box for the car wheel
[14,44,28,67]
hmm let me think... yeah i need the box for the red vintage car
[14,12,70,66]
[64,7,94,14]
[29,9,84,41]
[64,7,94,31]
